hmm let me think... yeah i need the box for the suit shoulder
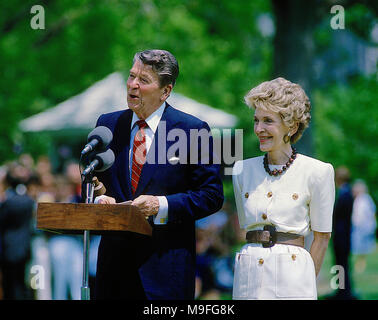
[166,104,208,129]
[96,109,131,127]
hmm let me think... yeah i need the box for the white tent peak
[20,72,237,132]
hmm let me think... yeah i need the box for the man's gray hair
[133,49,179,88]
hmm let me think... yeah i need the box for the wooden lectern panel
[37,202,152,236]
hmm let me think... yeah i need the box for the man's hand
[96,194,159,218]
[131,195,159,218]
[97,195,116,204]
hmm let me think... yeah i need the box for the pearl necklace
[263,147,297,176]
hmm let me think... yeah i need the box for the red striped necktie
[131,120,148,194]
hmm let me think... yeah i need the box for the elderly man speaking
[93,49,224,300]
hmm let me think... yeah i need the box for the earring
[283,133,291,144]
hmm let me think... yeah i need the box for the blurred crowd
[0,154,376,300]
[327,166,377,300]
[0,153,100,300]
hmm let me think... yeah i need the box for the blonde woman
[232,77,335,300]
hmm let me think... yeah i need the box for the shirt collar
[131,102,166,134]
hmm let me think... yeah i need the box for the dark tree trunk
[272,0,323,156]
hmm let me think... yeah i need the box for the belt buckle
[262,225,277,248]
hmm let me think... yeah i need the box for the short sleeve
[232,160,246,228]
[309,163,335,232]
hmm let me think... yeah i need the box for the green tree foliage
[0,0,271,164]
[0,0,376,205]
[313,76,378,202]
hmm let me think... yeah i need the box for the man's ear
[161,84,173,101]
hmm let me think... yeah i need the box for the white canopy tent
[19,72,237,133]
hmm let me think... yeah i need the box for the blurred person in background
[18,154,35,172]
[351,179,376,274]
[195,226,218,299]
[27,174,41,204]
[27,155,55,300]
[64,160,82,203]
[330,166,357,300]
[195,201,235,299]
[195,208,227,298]
[35,156,55,203]
[0,162,34,299]
[0,166,7,201]
[47,163,83,300]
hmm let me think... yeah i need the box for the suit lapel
[111,109,133,200]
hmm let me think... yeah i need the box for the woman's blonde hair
[244,77,311,144]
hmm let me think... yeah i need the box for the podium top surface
[37,202,152,236]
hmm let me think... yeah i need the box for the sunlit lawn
[318,241,378,300]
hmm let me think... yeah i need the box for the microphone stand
[79,146,113,300]
[80,171,94,300]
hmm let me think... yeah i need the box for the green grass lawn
[318,241,378,300]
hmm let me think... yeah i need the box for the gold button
[262,213,267,220]
[267,191,273,198]
[245,192,249,198]
[258,258,264,265]
[292,193,299,200]
[292,254,296,261]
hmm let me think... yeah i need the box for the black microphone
[81,126,113,156]
[81,149,115,176]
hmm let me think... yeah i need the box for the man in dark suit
[0,165,34,299]
[94,49,224,299]
[331,166,356,299]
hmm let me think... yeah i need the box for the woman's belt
[246,225,304,248]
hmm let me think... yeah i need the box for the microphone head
[87,126,113,150]
[93,149,115,172]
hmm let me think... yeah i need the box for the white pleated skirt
[232,243,317,300]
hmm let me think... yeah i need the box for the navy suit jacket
[95,103,224,299]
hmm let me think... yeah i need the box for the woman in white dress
[232,77,335,300]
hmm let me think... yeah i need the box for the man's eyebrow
[140,72,153,79]
[129,70,152,79]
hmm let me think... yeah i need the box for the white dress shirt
[129,103,168,225]
[95,103,169,225]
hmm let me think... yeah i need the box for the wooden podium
[37,202,152,236]
[36,202,152,300]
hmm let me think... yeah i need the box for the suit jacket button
[292,254,297,261]
[244,192,249,198]
[267,191,273,198]
[292,193,299,200]
[258,258,264,265]
[262,213,267,220]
